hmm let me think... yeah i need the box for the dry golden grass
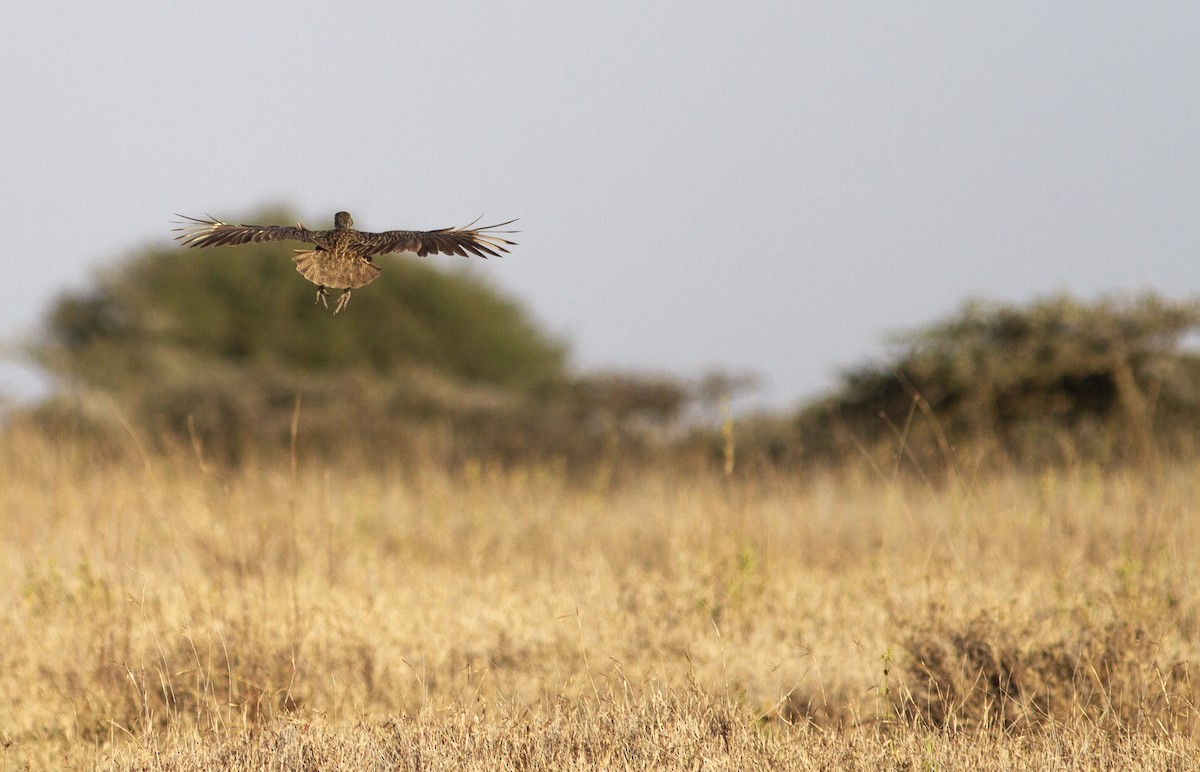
[0,426,1198,769]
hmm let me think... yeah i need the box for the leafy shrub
[758,295,1200,470]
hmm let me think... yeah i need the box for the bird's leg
[315,286,329,307]
[333,289,352,315]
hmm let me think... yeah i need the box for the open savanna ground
[1,427,1198,770]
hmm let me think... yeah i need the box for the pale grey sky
[2,2,1197,408]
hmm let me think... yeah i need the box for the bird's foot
[333,289,352,315]
[315,287,329,307]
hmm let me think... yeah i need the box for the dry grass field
[1,425,1198,770]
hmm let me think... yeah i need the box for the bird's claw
[333,290,352,315]
[315,287,329,307]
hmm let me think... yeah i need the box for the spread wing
[355,219,518,259]
[173,214,320,249]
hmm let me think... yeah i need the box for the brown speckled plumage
[173,211,517,314]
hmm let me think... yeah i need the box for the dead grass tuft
[898,610,1198,734]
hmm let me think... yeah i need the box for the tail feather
[292,250,381,289]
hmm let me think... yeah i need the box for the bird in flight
[173,211,517,313]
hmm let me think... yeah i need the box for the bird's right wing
[172,215,319,248]
[356,219,518,259]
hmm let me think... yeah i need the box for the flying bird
[173,211,517,313]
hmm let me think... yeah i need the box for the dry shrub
[897,609,1198,734]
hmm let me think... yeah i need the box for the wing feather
[355,219,518,259]
[172,214,319,249]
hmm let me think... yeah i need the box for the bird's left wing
[355,219,518,259]
[173,215,318,249]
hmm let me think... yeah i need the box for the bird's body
[174,211,516,313]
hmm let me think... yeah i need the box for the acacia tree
[792,294,1200,468]
[41,210,565,388]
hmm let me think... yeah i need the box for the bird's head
[334,211,354,229]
